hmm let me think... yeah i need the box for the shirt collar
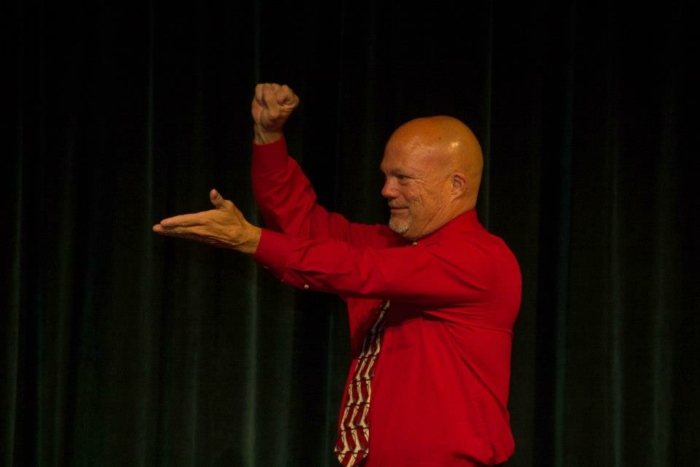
[408,209,481,245]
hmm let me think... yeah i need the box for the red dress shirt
[251,138,522,466]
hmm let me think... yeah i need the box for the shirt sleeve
[251,138,395,248]
[253,228,494,310]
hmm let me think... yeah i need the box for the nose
[381,177,397,199]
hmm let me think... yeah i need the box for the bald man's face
[380,135,454,240]
[379,116,482,240]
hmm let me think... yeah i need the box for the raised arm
[250,83,384,244]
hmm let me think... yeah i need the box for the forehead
[380,140,446,179]
[381,133,424,168]
[380,149,420,175]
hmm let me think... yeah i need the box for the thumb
[210,188,225,208]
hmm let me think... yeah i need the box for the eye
[396,175,411,185]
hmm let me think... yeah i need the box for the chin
[389,220,410,236]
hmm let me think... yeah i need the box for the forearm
[253,229,481,305]
[251,137,335,237]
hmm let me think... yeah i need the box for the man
[154,83,522,466]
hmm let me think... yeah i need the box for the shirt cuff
[252,136,289,173]
[253,228,293,269]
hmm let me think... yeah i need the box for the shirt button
[303,284,310,289]
[412,241,418,246]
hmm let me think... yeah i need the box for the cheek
[407,190,427,208]
[416,192,442,214]
[401,186,420,202]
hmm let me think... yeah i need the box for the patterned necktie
[334,300,390,467]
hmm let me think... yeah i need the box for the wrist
[233,225,262,256]
[254,124,283,145]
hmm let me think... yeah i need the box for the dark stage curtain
[3,1,697,466]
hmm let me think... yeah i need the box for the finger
[154,224,223,247]
[277,85,299,107]
[153,226,201,241]
[158,213,204,229]
[254,83,267,107]
[262,85,281,117]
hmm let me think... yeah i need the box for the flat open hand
[153,189,261,255]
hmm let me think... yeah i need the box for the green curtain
[3,1,697,466]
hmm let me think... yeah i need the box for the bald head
[380,116,484,240]
[387,116,483,201]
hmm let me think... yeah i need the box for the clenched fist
[251,83,300,144]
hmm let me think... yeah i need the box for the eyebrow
[381,167,415,177]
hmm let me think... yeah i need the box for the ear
[450,172,467,197]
